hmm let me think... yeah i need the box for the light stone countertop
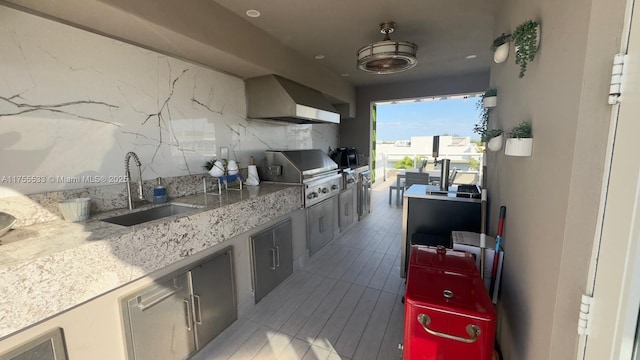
[0,183,302,338]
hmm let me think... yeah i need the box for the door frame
[583,0,640,357]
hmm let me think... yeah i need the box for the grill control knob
[331,184,339,190]
[307,192,318,199]
[321,188,329,194]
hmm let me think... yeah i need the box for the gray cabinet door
[308,198,334,256]
[251,219,293,303]
[273,220,293,282]
[125,273,194,360]
[251,228,279,303]
[339,188,355,231]
[189,249,236,349]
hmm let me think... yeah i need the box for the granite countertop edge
[0,183,302,338]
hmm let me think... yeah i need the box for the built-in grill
[259,149,342,256]
[259,149,342,208]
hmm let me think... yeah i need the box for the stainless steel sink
[101,204,199,226]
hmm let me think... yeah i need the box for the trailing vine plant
[512,20,540,78]
[473,101,492,142]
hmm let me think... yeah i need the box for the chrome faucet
[124,152,145,210]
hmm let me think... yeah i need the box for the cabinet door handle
[319,216,325,233]
[275,246,280,268]
[136,287,181,311]
[193,294,203,325]
[270,248,276,270]
[184,299,192,331]
[417,313,480,343]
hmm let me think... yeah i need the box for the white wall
[0,6,338,196]
[486,0,627,358]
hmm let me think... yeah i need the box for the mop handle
[480,189,487,279]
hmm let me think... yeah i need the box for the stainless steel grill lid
[261,149,338,182]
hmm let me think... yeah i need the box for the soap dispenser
[153,177,168,204]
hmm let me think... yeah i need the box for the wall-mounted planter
[483,96,497,108]
[493,42,509,64]
[487,134,504,151]
[505,138,533,156]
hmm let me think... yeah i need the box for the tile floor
[192,178,405,360]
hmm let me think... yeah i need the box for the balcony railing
[375,152,484,184]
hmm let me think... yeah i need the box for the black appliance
[330,147,359,168]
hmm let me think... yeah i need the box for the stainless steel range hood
[246,75,340,124]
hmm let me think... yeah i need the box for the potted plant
[505,121,533,156]
[203,158,227,177]
[513,20,540,78]
[490,33,511,64]
[482,88,498,108]
[484,129,504,151]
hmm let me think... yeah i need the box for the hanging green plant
[473,98,492,141]
[512,20,540,78]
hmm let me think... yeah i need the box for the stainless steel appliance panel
[307,198,335,255]
[0,328,68,360]
[357,170,372,220]
[250,219,293,303]
[121,248,236,360]
[189,250,236,349]
[125,273,194,360]
[339,187,355,231]
[260,149,338,182]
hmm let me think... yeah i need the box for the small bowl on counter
[58,198,91,222]
[0,212,17,239]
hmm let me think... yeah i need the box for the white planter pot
[486,134,504,151]
[493,42,509,64]
[483,96,497,108]
[505,138,533,156]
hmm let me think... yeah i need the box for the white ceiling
[214,0,499,87]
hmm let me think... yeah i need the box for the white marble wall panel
[0,6,338,198]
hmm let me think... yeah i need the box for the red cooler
[404,246,496,360]
[409,245,479,276]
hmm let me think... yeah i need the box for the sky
[376,97,482,141]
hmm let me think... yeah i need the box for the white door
[583,0,640,358]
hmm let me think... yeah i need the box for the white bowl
[0,212,17,238]
[58,198,91,222]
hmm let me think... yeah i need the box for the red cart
[404,246,496,360]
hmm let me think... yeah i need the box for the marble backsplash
[0,6,338,197]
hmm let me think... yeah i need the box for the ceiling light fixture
[357,21,418,74]
[245,9,261,18]
[314,54,325,60]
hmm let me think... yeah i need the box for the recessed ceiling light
[314,54,325,60]
[245,9,261,18]
[465,54,477,59]
[340,73,350,77]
